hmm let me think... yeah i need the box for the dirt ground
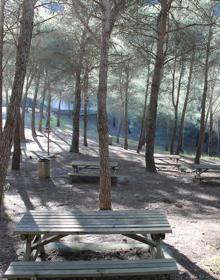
[0,127,220,280]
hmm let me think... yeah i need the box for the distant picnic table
[71,160,119,173]
[69,160,119,183]
[154,154,180,170]
[5,210,177,279]
[194,163,220,181]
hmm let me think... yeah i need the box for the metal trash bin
[108,135,113,145]
[38,158,50,179]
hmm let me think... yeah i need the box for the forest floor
[0,125,220,280]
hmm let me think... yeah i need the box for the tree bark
[208,104,213,157]
[97,0,116,210]
[83,70,89,147]
[217,119,220,156]
[71,68,82,152]
[123,65,129,150]
[70,27,87,153]
[176,50,195,154]
[116,116,122,144]
[31,70,41,137]
[145,0,171,172]
[46,92,51,129]
[137,65,150,153]
[170,58,184,154]
[5,87,9,117]
[56,92,62,128]
[20,69,35,140]
[38,70,48,131]
[0,0,5,136]
[0,0,35,211]
[12,113,21,170]
[195,24,212,164]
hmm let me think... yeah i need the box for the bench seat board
[15,210,172,235]
[156,163,181,167]
[194,164,220,171]
[5,259,177,278]
[71,161,119,169]
[68,173,118,183]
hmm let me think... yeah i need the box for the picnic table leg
[151,234,165,259]
[32,235,46,261]
[24,235,34,261]
[39,234,46,260]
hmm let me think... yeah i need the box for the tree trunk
[123,65,129,150]
[170,58,184,154]
[176,50,195,154]
[137,65,150,153]
[0,0,5,136]
[20,70,35,140]
[5,87,9,117]
[71,68,81,152]
[217,119,220,156]
[195,24,212,164]
[145,0,171,172]
[97,0,116,210]
[116,116,122,144]
[46,92,51,129]
[56,92,62,127]
[165,113,171,151]
[208,105,213,157]
[31,70,41,137]
[83,70,89,147]
[38,70,48,131]
[70,27,87,153]
[12,113,21,170]
[0,0,35,211]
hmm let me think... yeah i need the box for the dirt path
[1,128,220,280]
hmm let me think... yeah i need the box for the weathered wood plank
[5,259,177,278]
[155,163,181,167]
[71,160,119,166]
[22,217,168,224]
[19,217,169,222]
[15,228,172,235]
[9,259,175,267]
[15,210,172,235]
[25,210,166,216]
[154,154,180,159]
[68,173,118,184]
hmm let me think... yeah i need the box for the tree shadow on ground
[164,243,217,280]
[0,211,18,276]
[32,135,46,152]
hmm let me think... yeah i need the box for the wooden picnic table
[71,160,119,173]
[15,210,171,260]
[5,210,177,279]
[194,163,220,181]
[154,154,180,171]
[154,154,180,161]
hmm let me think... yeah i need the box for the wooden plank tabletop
[154,154,180,159]
[194,164,220,170]
[15,210,172,235]
[71,161,119,168]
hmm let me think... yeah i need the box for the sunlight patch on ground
[194,193,219,201]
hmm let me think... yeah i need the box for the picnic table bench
[5,210,177,279]
[194,163,220,182]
